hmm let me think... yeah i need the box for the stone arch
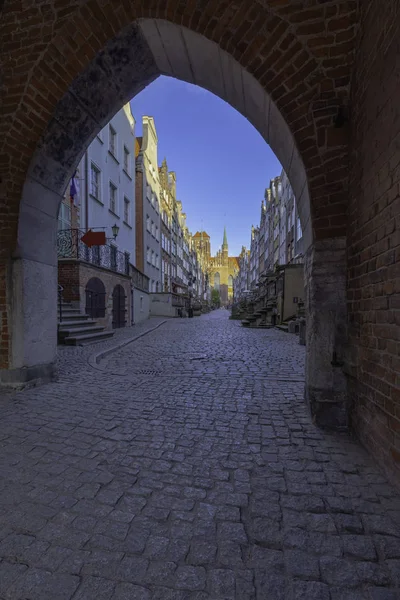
[0,3,358,429]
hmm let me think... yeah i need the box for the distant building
[193,228,238,305]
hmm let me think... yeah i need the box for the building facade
[234,169,304,303]
[135,116,162,293]
[57,104,138,335]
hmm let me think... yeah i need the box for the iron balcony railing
[57,228,129,276]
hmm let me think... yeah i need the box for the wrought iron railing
[57,229,129,276]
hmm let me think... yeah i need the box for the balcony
[57,228,129,276]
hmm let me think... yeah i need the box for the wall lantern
[112,223,120,239]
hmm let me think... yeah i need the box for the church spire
[222,226,228,249]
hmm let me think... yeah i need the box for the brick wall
[348,1,400,483]
[58,261,80,302]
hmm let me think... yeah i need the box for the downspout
[85,150,89,231]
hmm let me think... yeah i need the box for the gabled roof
[193,231,210,238]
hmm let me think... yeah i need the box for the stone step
[58,319,97,329]
[59,313,90,322]
[63,331,115,346]
[276,324,289,332]
[58,324,105,338]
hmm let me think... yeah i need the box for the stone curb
[88,320,168,371]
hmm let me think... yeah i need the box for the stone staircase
[241,297,276,329]
[58,302,115,346]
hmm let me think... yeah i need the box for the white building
[77,103,136,261]
[135,116,162,293]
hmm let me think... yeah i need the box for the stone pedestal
[305,238,348,429]
[0,180,59,387]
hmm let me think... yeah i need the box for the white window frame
[109,181,118,214]
[109,125,117,158]
[90,162,101,201]
[124,196,130,224]
[123,145,130,175]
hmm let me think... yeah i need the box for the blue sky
[130,76,281,257]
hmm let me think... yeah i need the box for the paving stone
[217,521,248,543]
[320,556,362,587]
[112,582,151,599]
[73,575,116,599]
[342,534,377,560]
[188,541,217,565]
[289,580,330,599]
[207,568,235,599]
[175,565,206,590]
[284,549,320,579]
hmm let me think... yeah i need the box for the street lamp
[112,223,120,240]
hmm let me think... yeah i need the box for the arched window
[214,272,220,290]
[85,277,106,318]
[228,275,233,287]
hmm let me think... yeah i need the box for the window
[151,221,155,237]
[297,217,302,241]
[90,163,100,200]
[124,197,130,224]
[146,184,151,200]
[155,226,159,241]
[151,250,155,266]
[156,254,159,269]
[109,182,117,213]
[146,215,151,232]
[58,202,71,231]
[151,193,155,207]
[123,146,130,174]
[140,296,143,311]
[146,247,151,263]
[109,125,117,157]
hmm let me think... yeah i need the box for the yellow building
[193,228,239,305]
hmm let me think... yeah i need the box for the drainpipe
[84,150,89,231]
[131,283,134,326]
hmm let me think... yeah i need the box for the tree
[211,289,220,307]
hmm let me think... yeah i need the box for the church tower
[222,227,228,266]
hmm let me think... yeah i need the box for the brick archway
[0,2,358,427]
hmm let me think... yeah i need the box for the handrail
[58,284,64,323]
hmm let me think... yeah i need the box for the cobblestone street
[1,310,400,599]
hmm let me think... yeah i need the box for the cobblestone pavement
[1,310,400,599]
